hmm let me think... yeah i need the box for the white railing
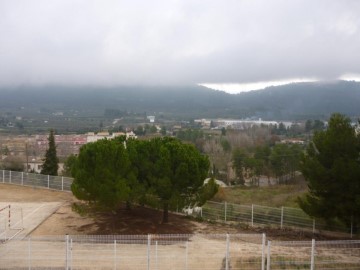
[0,169,73,192]
[0,234,359,269]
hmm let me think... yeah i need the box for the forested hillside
[1,80,360,120]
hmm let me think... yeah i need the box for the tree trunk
[162,202,169,223]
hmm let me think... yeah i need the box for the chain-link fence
[0,169,72,192]
[0,234,359,269]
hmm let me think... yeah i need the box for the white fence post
[266,241,271,270]
[62,177,64,191]
[185,241,188,270]
[65,235,69,270]
[114,240,117,270]
[28,237,31,270]
[224,202,227,222]
[147,234,151,270]
[310,239,315,270]
[225,233,230,270]
[280,207,284,229]
[9,170,11,183]
[155,241,158,270]
[70,238,73,270]
[2,170,4,183]
[21,172,24,186]
[47,175,50,189]
[251,204,254,227]
[261,233,266,270]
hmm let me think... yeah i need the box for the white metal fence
[268,239,360,270]
[0,169,72,192]
[198,201,359,238]
[0,169,358,237]
[0,234,359,269]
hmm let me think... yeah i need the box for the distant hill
[232,80,360,120]
[1,80,360,120]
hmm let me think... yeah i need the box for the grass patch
[218,181,307,208]
[71,202,89,216]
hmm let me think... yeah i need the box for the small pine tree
[41,129,59,176]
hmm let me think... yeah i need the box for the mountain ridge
[0,80,359,120]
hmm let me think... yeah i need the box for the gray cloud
[1,0,360,87]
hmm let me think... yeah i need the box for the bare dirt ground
[0,183,349,240]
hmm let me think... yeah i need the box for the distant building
[126,131,137,139]
[147,116,155,123]
[194,119,211,127]
[279,139,305,145]
[195,118,293,129]
[35,134,87,156]
[26,158,64,174]
[86,131,136,143]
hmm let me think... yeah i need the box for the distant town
[0,116,313,178]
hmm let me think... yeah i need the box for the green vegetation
[231,143,303,186]
[218,179,307,208]
[62,154,77,177]
[300,113,360,231]
[232,149,246,185]
[71,136,137,209]
[176,129,204,142]
[269,144,303,183]
[2,81,360,135]
[41,129,59,176]
[71,137,216,223]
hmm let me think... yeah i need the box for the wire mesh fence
[1,169,359,237]
[269,239,360,270]
[199,201,358,238]
[0,169,73,192]
[0,234,266,270]
[0,234,359,269]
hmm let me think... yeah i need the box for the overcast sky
[1,0,360,93]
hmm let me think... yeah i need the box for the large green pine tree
[126,137,210,223]
[71,137,135,208]
[71,136,213,223]
[300,113,360,231]
[41,129,59,176]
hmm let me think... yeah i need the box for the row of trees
[70,137,216,223]
[231,143,303,185]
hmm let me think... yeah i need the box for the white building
[86,131,137,143]
[147,116,155,123]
